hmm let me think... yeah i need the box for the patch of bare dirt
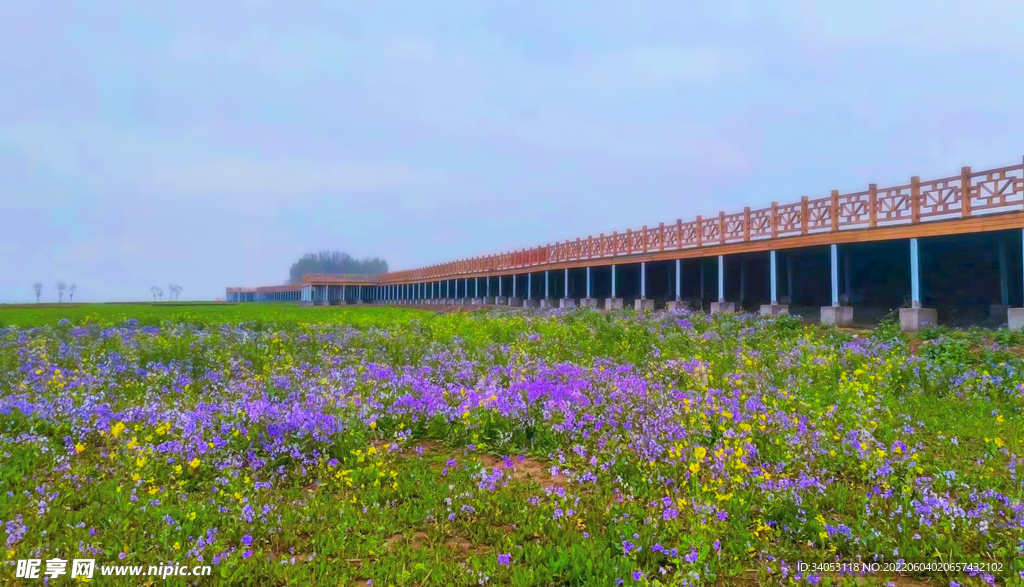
[478,453,566,488]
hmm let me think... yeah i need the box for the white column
[564,268,569,298]
[611,265,617,297]
[717,255,725,302]
[527,273,532,299]
[830,244,839,306]
[910,238,921,308]
[740,259,746,303]
[675,259,681,301]
[770,250,778,304]
[787,256,794,302]
[640,262,646,299]
[700,262,705,300]
[586,267,591,298]
[544,270,549,298]
[999,238,1010,305]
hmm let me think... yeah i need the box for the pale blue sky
[2,1,1022,302]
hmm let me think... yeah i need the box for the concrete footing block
[507,297,523,307]
[539,298,557,309]
[471,298,483,305]
[710,302,735,314]
[483,296,496,305]
[899,307,938,332]
[580,298,599,308]
[666,300,691,311]
[1008,308,1024,329]
[760,304,789,316]
[523,298,540,308]
[991,304,1011,318]
[560,298,576,308]
[299,301,313,307]
[820,305,853,326]
[634,298,655,311]
[605,298,624,311]
[315,300,329,306]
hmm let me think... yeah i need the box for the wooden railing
[232,161,1022,290]
[372,162,1023,284]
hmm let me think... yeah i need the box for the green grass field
[1,303,1021,585]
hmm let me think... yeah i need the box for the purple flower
[497,553,511,565]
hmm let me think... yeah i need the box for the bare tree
[169,284,183,301]
[33,282,42,303]
[158,287,164,301]
[151,286,162,302]
[56,281,67,303]
[68,284,77,302]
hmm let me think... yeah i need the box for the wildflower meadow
[0,304,1022,585]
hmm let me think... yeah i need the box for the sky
[1,0,1023,302]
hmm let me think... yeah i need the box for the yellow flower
[689,462,700,474]
[111,421,126,438]
[172,542,181,551]
[189,457,200,469]
[187,512,196,521]
[135,456,146,467]
[75,443,85,453]
[369,420,377,430]
[694,447,707,461]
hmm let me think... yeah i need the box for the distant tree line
[288,251,388,285]
[32,282,77,303]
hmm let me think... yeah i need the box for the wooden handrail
[234,160,1023,287]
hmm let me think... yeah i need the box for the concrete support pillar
[675,259,681,301]
[541,270,553,307]
[711,255,735,314]
[524,273,538,307]
[507,274,521,306]
[900,238,937,331]
[606,265,623,310]
[842,251,853,305]
[761,249,788,316]
[1010,229,1024,329]
[580,266,597,307]
[822,244,853,325]
[699,261,705,302]
[635,262,653,310]
[783,256,794,305]
[471,277,482,305]
[560,268,575,308]
[666,260,688,311]
[993,238,1011,318]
